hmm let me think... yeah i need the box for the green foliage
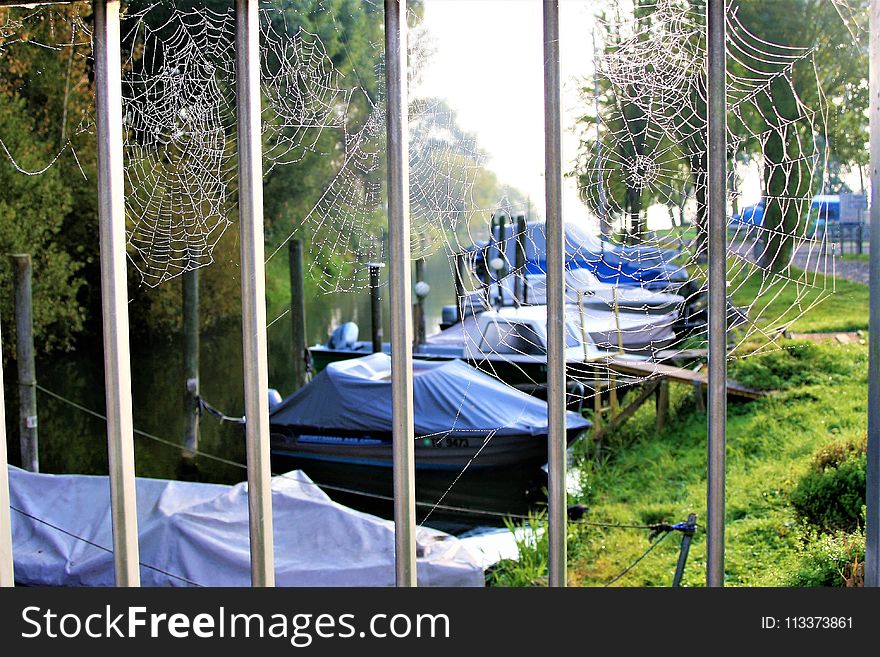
[486,512,549,587]
[728,341,860,391]
[783,525,864,587]
[566,338,868,586]
[0,93,85,358]
[790,435,866,532]
[726,263,870,334]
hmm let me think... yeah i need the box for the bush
[812,435,867,471]
[790,452,866,532]
[784,526,864,587]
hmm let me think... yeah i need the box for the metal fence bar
[93,0,140,587]
[235,0,275,587]
[0,319,13,587]
[543,0,567,588]
[866,0,880,588]
[384,0,417,587]
[706,0,727,588]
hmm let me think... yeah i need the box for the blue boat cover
[487,220,687,288]
[270,353,590,436]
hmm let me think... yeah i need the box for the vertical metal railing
[94,0,140,587]
[866,0,880,588]
[543,0,567,588]
[384,0,417,587]
[235,0,275,587]
[706,0,727,588]
[0,319,13,587]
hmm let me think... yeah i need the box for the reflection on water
[5,248,549,531]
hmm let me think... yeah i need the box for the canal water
[7,248,549,533]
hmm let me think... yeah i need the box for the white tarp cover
[8,467,484,587]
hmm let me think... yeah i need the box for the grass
[840,253,869,263]
[556,340,869,587]
[728,265,868,334]
[489,268,870,587]
[679,257,869,335]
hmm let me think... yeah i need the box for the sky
[411,0,768,230]
[412,0,597,226]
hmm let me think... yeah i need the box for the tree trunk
[690,151,708,260]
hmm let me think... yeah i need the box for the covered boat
[478,218,688,291]
[269,353,590,470]
[8,466,484,587]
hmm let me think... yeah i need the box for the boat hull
[270,426,586,471]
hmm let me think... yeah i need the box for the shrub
[790,452,865,532]
[784,526,864,587]
[812,435,867,472]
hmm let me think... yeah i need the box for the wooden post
[453,252,466,323]
[369,263,385,353]
[289,240,308,389]
[11,255,37,472]
[414,257,427,347]
[183,268,199,458]
[655,378,669,433]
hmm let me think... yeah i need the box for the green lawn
[490,270,870,587]
[559,341,868,587]
[728,266,869,334]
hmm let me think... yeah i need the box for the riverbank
[489,264,870,587]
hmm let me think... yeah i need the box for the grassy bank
[728,265,869,334]
[491,270,869,587]
[564,340,867,586]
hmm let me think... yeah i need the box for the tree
[732,0,868,272]
[0,4,93,359]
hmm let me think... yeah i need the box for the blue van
[730,195,841,234]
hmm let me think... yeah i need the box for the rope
[197,396,245,425]
[35,384,697,533]
[603,528,674,587]
[9,505,202,587]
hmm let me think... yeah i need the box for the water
[6,248,549,532]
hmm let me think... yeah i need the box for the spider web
[121,3,351,286]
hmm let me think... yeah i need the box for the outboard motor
[328,321,359,350]
[267,388,283,409]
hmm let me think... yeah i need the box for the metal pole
[385,0,417,587]
[0,318,14,587]
[183,268,199,457]
[706,0,727,588]
[289,240,308,389]
[866,0,880,588]
[593,29,609,238]
[672,514,697,587]
[369,263,385,354]
[235,0,274,587]
[93,0,140,587]
[11,255,37,472]
[543,0,567,588]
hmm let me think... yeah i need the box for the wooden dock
[605,358,767,401]
[591,357,767,443]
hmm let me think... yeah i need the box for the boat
[309,303,676,387]
[8,466,484,586]
[269,353,591,470]
[476,215,690,291]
